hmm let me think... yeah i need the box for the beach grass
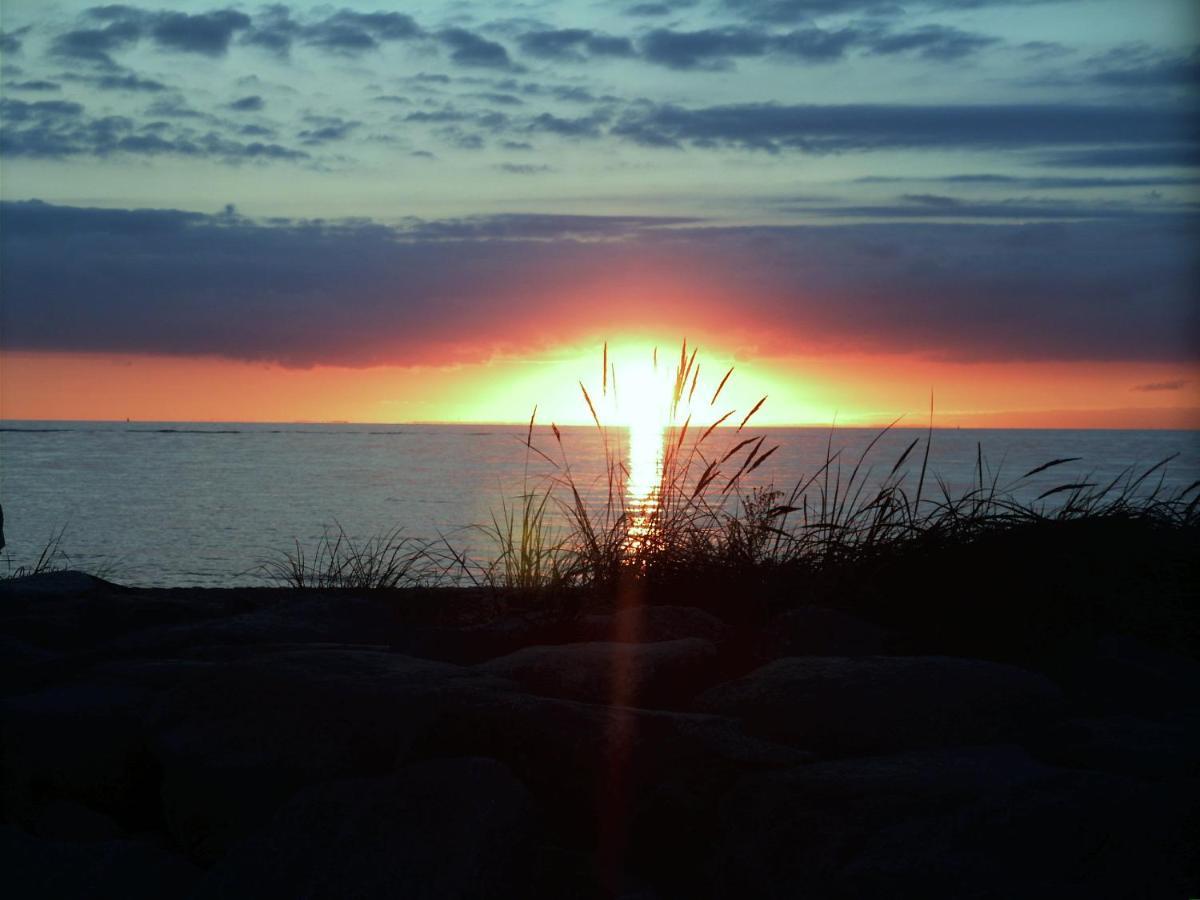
[245,341,1196,633]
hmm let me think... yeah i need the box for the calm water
[1,421,1197,587]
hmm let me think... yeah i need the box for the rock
[693,655,1065,755]
[390,616,546,664]
[107,594,403,655]
[1,825,200,900]
[31,799,126,843]
[0,570,107,598]
[391,606,728,666]
[2,682,160,828]
[699,746,1052,900]
[1066,634,1200,715]
[477,639,718,708]
[416,689,812,850]
[0,634,60,680]
[766,607,888,657]
[1033,712,1200,778]
[839,770,1198,900]
[573,606,728,644]
[146,647,510,862]
[192,758,543,900]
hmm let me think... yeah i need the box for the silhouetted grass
[257,522,429,590]
[1,525,71,579]
[466,341,1198,608]
[257,342,1196,628]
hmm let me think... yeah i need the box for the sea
[2,422,1197,588]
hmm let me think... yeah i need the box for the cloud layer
[3,200,1196,369]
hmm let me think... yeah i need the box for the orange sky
[3,345,1197,429]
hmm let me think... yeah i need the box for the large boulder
[1064,634,1200,715]
[838,769,1198,899]
[193,758,545,900]
[572,606,728,644]
[693,655,1064,755]
[145,646,509,862]
[1033,712,1200,779]
[415,688,811,851]
[2,681,161,829]
[1,825,199,900]
[694,746,1196,900]
[699,746,1051,900]
[477,639,718,708]
[766,607,888,657]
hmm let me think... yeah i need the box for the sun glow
[606,352,672,502]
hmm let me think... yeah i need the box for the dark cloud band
[2,201,1195,368]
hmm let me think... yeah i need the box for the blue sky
[0,0,1197,401]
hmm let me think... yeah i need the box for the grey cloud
[1042,145,1200,168]
[854,173,1200,189]
[302,10,420,53]
[636,23,996,69]
[298,116,359,144]
[1,200,1194,368]
[518,29,634,61]
[1090,47,1200,89]
[89,73,169,92]
[149,9,250,55]
[0,97,306,162]
[229,95,265,111]
[52,19,141,66]
[526,112,608,138]
[611,102,1197,154]
[772,27,861,61]
[722,0,1059,23]
[640,28,769,69]
[495,163,553,174]
[866,25,999,61]
[9,80,62,92]
[438,28,514,69]
[788,193,1185,220]
[1,26,30,54]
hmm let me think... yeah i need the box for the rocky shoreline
[3,570,1197,898]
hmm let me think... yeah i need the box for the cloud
[87,73,169,92]
[854,173,1200,190]
[301,9,421,53]
[786,193,1186,220]
[2,200,1195,369]
[865,25,999,61]
[438,28,514,69]
[1,26,31,54]
[640,28,770,69]
[1088,45,1200,89]
[52,18,142,67]
[148,9,251,56]
[611,101,1196,153]
[495,163,553,174]
[721,0,1059,22]
[626,1,698,15]
[9,80,61,92]
[1132,379,1190,392]
[229,95,265,111]
[0,98,307,162]
[1041,145,1200,168]
[518,29,633,61]
[525,112,608,138]
[298,116,360,144]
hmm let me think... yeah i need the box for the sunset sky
[1,0,1197,426]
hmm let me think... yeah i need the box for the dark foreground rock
[193,758,544,900]
[2,572,1197,899]
[694,654,1065,754]
[477,638,718,707]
